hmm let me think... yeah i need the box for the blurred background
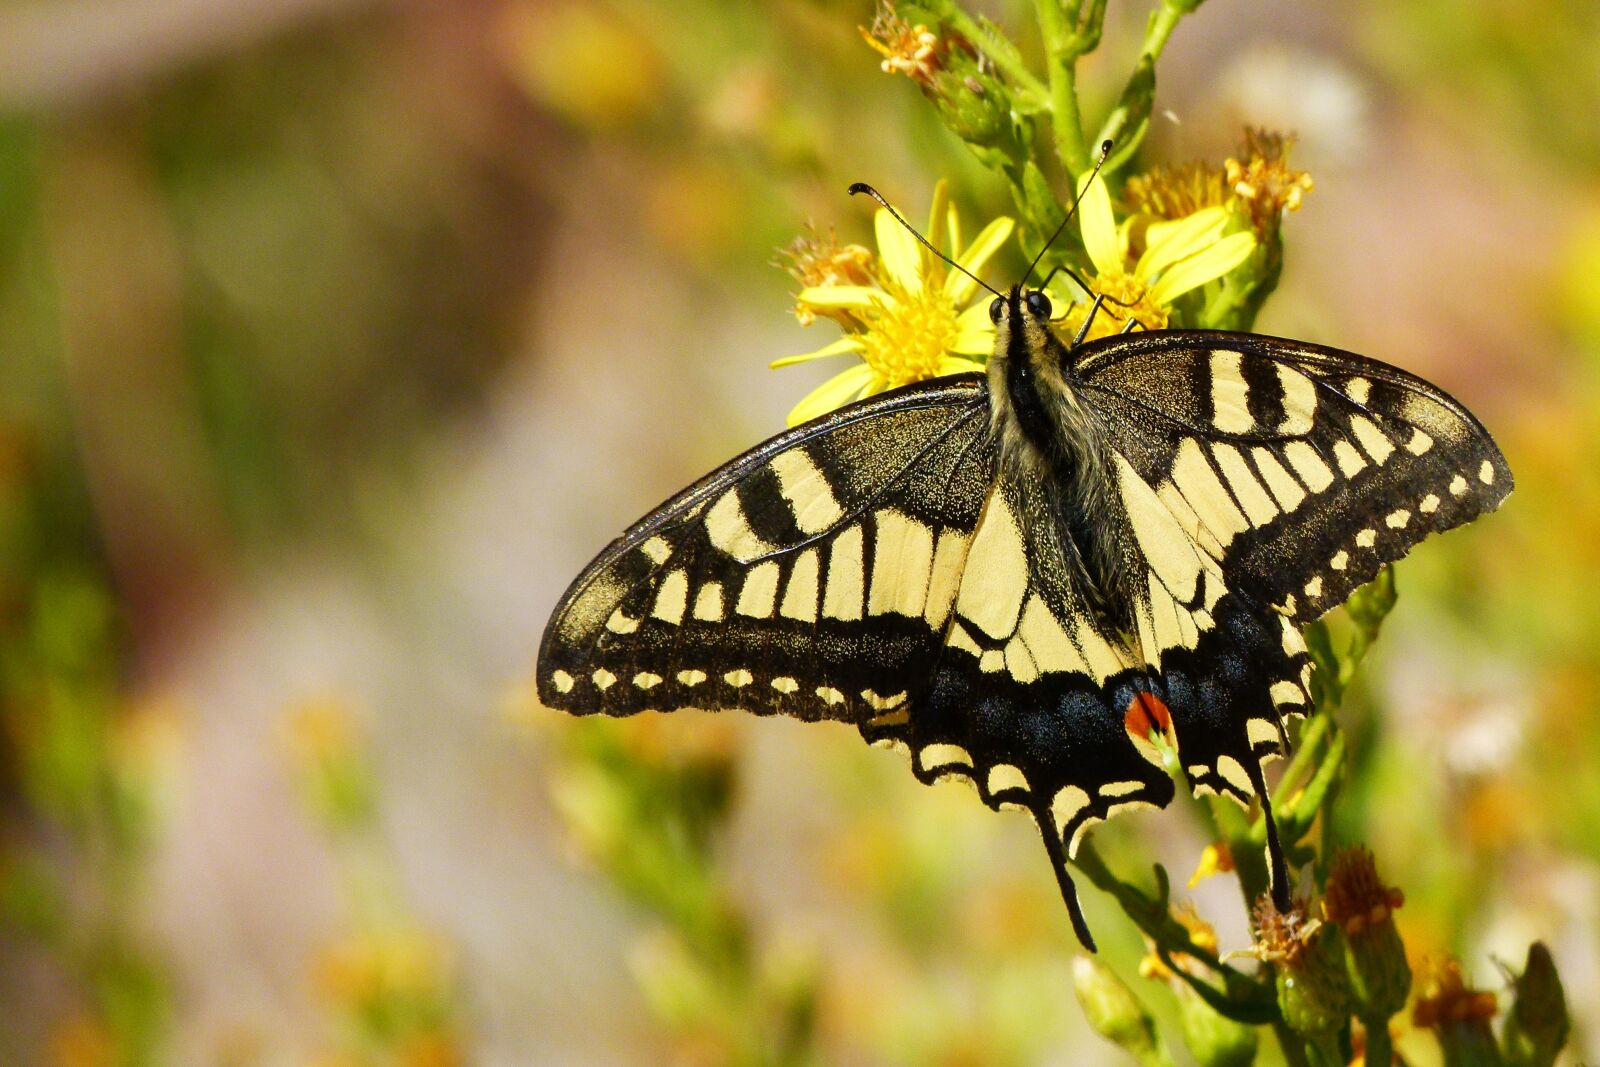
[0,0,1596,1063]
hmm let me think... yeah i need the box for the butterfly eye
[989,296,1005,324]
[1025,290,1053,319]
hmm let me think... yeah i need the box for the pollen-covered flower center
[859,286,961,388]
[1061,271,1168,343]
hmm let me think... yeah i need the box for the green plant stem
[1273,1020,1314,1067]
[1032,0,1091,174]
[1363,1016,1393,1067]
[1144,2,1187,59]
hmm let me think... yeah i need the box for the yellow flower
[775,184,1013,426]
[1059,174,1257,342]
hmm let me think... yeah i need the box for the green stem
[1273,1020,1315,1067]
[1033,0,1091,174]
[1363,1016,1393,1067]
[1144,2,1186,59]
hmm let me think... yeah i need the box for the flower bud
[1323,847,1410,1021]
[1072,956,1170,1067]
[1413,958,1501,1067]
[1500,942,1569,1067]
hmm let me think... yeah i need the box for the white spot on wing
[677,669,707,686]
[1332,438,1367,478]
[918,743,973,772]
[593,669,617,690]
[653,571,689,624]
[1386,509,1411,529]
[770,449,844,534]
[822,525,865,620]
[705,489,775,560]
[634,672,662,689]
[1479,460,1495,485]
[987,764,1028,794]
[869,509,935,617]
[692,581,724,622]
[771,676,799,694]
[1209,350,1254,433]
[551,670,574,693]
[1211,443,1279,527]
[724,669,753,687]
[735,561,781,617]
[640,536,671,564]
[956,495,1029,639]
[1450,474,1468,496]
[1276,363,1317,435]
[1355,528,1377,548]
[780,550,819,621]
[1283,440,1335,492]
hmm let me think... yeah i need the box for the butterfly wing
[539,372,1178,949]
[537,376,995,723]
[860,468,1178,947]
[1077,330,1512,622]
[1074,329,1511,899]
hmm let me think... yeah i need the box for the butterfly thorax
[988,289,1136,631]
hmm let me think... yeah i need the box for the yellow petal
[769,335,865,368]
[797,285,886,310]
[786,363,876,426]
[946,204,962,262]
[1136,207,1229,282]
[1148,231,1257,305]
[876,209,925,294]
[1076,174,1123,277]
[946,216,1014,304]
[936,355,986,376]
[926,179,951,251]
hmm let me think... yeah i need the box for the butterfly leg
[1245,756,1291,911]
[1034,804,1097,952]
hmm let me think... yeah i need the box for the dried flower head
[862,3,947,87]
[1225,128,1314,235]
[778,228,876,327]
[1322,846,1406,937]
[1242,892,1323,966]
[1413,957,1498,1028]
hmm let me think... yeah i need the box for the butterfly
[536,203,1511,950]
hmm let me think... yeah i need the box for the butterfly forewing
[1076,330,1513,624]
[537,377,993,723]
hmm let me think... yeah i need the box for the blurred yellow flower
[284,695,361,767]
[312,926,456,1010]
[1186,840,1234,888]
[48,1017,116,1067]
[1059,174,1256,342]
[775,185,1013,426]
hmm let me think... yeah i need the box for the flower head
[1225,128,1313,237]
[775,183,1013,426]
[861,3,947,88]
[1122,160,1233,222]
[1059,173,1256,342]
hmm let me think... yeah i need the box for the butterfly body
[538,287,1511,949]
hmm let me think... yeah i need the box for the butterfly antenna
[848,183,1003,299]
[1021,139,1114,289]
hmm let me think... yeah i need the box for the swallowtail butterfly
[537,232,1510,951]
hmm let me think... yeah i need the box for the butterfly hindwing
[1058,327,1507,895]
[537,377,994,722]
